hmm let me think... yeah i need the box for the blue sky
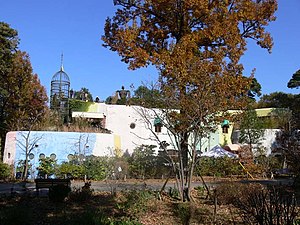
[1,1,299,101]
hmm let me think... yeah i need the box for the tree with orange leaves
[103,0,277,201]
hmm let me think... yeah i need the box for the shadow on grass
[0,192,138,225]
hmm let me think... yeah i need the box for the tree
[0,22,19,75]
[257,92,300,129]
[37,156,57,178]
[0,23,48,159]
[248,77,262,100]
[103,0,277,201]
[287,69,300,89]
[130,84,163,108]
[72,87,93,102]
[6,51,48,131]
[16,131,43,180]
[0,22,19,158]
[128,145,157,178]
[239,109,264,152]
[83,155,110,180]
[274,130,300,183]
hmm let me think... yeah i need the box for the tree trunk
[0,133,5,161]
[181,131,190,201]
[23,157,29,181]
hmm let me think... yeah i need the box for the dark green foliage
[56,162,84,179]
[248,78,262,100]
[196,157,243,177]
[287,69,300,89]
[130,85,164,108]
[49,184,71,202]
[0,161,11,180]
[257,92,300,129]
[127,145,158,178]
[168,187,180,200]
[0,22,19,73]
[37,157,57,178]
[83,155,110,180]
[72,87,93,102]
[239,109,264,150]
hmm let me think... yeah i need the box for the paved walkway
[0,177,294,196]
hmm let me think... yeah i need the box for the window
[222,126,229,134]
[155,124,162,132]
[130,122,136,129]
[221,119,230,134]
[50,153,57,160]
[67,154,74,161]
[29,153,35,160]
[154,117,163,133]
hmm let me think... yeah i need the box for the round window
[39,153,45,159]
[130,123,136,129]
[29,153,35,160]
[67,154,73,161]
[50,153,56,160]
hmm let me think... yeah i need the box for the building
[3,103,279,177]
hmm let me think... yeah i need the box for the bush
[119,190,155,218]
[215,182,298,224]
[173,203,195,225]
[57,162,84,179]
[0,162,11,180]
[49,184,71,202]
[83,156,110,180]
[196,157,243,177]
[68,182,94,202]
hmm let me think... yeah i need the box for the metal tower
[50,54,70,122]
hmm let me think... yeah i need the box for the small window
[222,126,229,134]
[155,123,162,133]
[154,117,163,133]
[221,119,230,134]
[67,154,74,161]
[50,153,57,160]
[8,153,11,159]
[39,153,45,159]
[130,122,136,129]
[29,153,35,160]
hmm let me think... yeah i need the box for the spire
[60,53,64,72]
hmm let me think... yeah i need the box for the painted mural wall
[3,131,121,177]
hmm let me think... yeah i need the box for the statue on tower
[116,86,130,105]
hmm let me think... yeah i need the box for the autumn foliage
[103,0,277,201]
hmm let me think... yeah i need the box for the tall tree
[0,23,48,159]
[103,0,277,201]
[287,69,300,89]
[6,51,48,131]
[0,22,19,75]
[0,22,19,158]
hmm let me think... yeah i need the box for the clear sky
[1,0,299,101]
